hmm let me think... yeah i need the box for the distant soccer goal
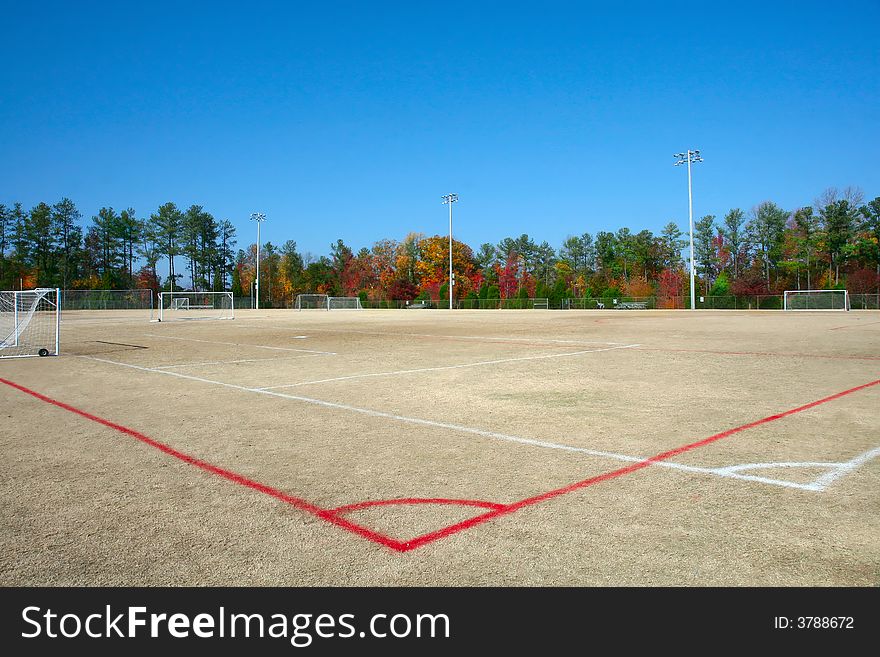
[783,290,850,311]
[157,292,234,322]
[1,288,60,358]
[328,296,363,310]
[295,294,330,310]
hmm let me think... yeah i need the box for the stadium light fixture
[674,150,703,310]
[250,212,266,310]
[441,194,458,310]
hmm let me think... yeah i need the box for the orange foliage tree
[415,236,476,300]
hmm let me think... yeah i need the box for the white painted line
[153,354,325,369]
[236,325,627,347]
[256,343,641,390]
[143,333,335,355]
[81,355,869,493]
[808,446,880,491]
[710,448,880,491]
[716,461,842,474]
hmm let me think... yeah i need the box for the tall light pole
[250,212,266,310]
[674,150,703,310]
[441,194,458,310]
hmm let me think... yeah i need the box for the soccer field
[1,309,878,585]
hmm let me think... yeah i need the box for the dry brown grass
[1,308,877,585]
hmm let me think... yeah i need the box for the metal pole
[256,220,261,310]
[55,287,60,355]
[13,291,19,347]
[687,152,695,310]
[441,194,458,310]
[449,200,453,310]
[250,212,266,310]
[674,150,702,311]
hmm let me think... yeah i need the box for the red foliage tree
[657,268,683,308]
[848,268,880,294]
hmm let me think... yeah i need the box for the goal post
[157,291,234,321]
[328,296,363,310]
[295,294,330,310]
[0,288,60,358]
[783,290,850,311]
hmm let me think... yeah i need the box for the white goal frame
[157,291,235,322]
[328,296,363,310]
[295,294,330,310]
[783,289,850,311]
[1,288,60,358]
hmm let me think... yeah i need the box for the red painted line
[329,498,506,515]
[0,376,405,552]
[829,320,880,331]
[395,378,880,551]
[636,346,880,361]
[2,376,878,553]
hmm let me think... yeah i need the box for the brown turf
[0,309,877,585]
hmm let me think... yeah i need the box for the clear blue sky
[1,0,877,258]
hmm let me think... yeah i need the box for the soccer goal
[157,291,234,321]
[328,296,363,310]
[0,288,60,358]
[295,294,330,310]
[783,290,850,311]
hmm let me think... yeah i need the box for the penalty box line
[142,333,336,355]
[235,324,629,348]
[80,355,880,493]
[257,343,641,390]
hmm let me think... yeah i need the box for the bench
[615,301,648,310]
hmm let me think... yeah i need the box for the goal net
[157,292,234,321]
[295,294,330,310]
[783,290,850,311]
[328,296,363,310]
[0,288,60,358]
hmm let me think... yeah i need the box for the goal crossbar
[157,292,235,321]
[295,294,329,310]
[783,289,850,311]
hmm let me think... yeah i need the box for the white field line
[256,343,641,390]
[708,448,880,491]
[143,333,336,355]
[234,324,627,347]
[153,354,326,370]
[807,447,880,490]
[80,355,875,493]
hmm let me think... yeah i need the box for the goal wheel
[38,348,50,357]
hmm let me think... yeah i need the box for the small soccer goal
[783,290,850,311]
[328,296,363,310]
[295,294,330,310]
[157,292,234,322]
[1,288,60,358]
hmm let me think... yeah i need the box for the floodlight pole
[250,212,266,310]
[441,194,458,310]
[674,150,703,310]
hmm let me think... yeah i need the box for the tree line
[0,201,237,293]
[1,187,878,306]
